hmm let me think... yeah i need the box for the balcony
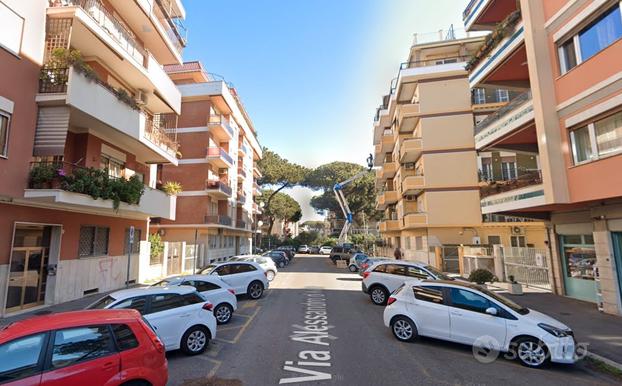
[237,193,247,205]
[205,180,232,199]
[236,220,249,230]
[204,215,233,227]
[379,220,401,233]
[474,91,534,150]
[253,166,262,179]
[402,175,426,196]
[36,67,178,164]
[381,129,396,153]
[239,143,250,156]
[397,103,421,134]
[377,190,399,210]
[400,138,422,163]
[381,162,398,181]
[47,0,181,113]
[479,170,545,214]
[253,181,260,196]
[403,212,428,229]
[463,0,518,31]
[207,114,234,141]
[206,147,233,168]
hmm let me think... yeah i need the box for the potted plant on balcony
[162,181,183,196]
[468,268,495,289]
[508,275,523,295]
[29,163,58,189]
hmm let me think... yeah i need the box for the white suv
[362,261,452,305]
[152,275,238,324]
[199,261,269,299]
[88,286,217,355]
[232,255,278,281]
[384,280,577,368]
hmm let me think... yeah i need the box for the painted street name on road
[279,290,335,384]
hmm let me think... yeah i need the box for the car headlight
[538,323,570,338]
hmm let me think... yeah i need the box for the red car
[0,309,167,386]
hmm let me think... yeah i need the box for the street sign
[129,226,135,244]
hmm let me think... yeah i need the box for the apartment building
[147,61,262,277]
[463,0,622,314]
[0,0,186,316]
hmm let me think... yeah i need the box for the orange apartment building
[147,61,262,278]
[464,0,622,314]
[0,0,186,316]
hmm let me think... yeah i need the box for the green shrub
[149,233,164,259]
[29,164,58,188]
[468,269,495,285]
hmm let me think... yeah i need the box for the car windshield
[88,295,116,309]
[199,265,218,274]
[479,287,530,315]
[424,265,454,281]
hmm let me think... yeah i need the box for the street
[167,255,618,386]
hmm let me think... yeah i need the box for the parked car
[297,244,310,254]
[362,261,453,305]
[0,309,167,386]
[276,246,295,260]
[151,275,238,324]
[263,250,289,268]
[329,245,356,264]
[235,255,278,281]
[198,261,269,299]
[348,253,370,272]
[88,286,216,355]
[309,246,320,254]
[384,280,577,368]
[319,246,333,255]
[358,257,394,276]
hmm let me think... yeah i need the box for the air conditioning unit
[472,236,481,245]
[511,226,524,235]
[404,163,415,170]
[135,89,148,105]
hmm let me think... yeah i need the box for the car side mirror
[211,271,219,276]
[485,307,498,316]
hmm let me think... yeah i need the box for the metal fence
[441,246,460,273]
[502,247,552,291]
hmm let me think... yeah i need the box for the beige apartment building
[0,0,186,316]
[147,61,262,279]
[373,31,547,271]
[463,0,622,314]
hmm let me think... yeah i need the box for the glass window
[510,236,526,248]
[182,293,205,305]
[570,126,593,163]
[473,88,486,104]
[496,89,510,103]
[415,236,423,250]
[216,265,232,276]
[112,324,139,351]
[100,154,124,179]
[51,326,114,369]
[578,6,622,62]
[488,235,501,245]
[595,111,622,157]
[385,264,406,276]
[406,266,430,280]
[501,162,517,180]
[449,288,490,313]
[149,294,184,313]
[559,38,578,73]
[413,286,444,304]
[78,226,109,257]
[183,280,220,292]
[0,112,10,157]
[88,295,116,310]
[561,235,596,281]
[373,264,387,273]
[111,296,148,315]
[0,333,45,382]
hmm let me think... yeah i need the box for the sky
[183,0,471,221]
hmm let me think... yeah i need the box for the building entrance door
[612,233,622,302]
[6,226,52,313]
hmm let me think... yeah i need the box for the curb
[587,352,622,372]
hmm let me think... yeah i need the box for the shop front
[559,234,597,303]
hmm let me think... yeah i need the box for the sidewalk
[491,283,622,365]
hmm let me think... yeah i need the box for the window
[88,295,117,310]
[123,228,141,254]
[406,266,430,280]
[449,288,490,313]
[501,162,517,180]
[182,293,205,305]
[0,333,45,382]
[559,38,578,73]
[51,326,115,369]
[405,237,411,250]
[78,226,109,257]
[232,264,256,273]
[510,236,526,247]
[415,236,423,251]
[561,235,596,281]
[594,111,622,156]
[373,264,387,273]
[100,154,124,178]
[111,296,148,315]
[215,265,232,276]
[0,111,10,157]
[112,324,139,351]
[413,286,444,304]
[570,126,594,163]
[149,294,184,313]
[473,88,486,104]
[488,235,501,245]
[496,89,510,103]
[385,264,406,276]
[0,2,24,56]
[183,280,220,292]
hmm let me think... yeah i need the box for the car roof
[407,279,483,291]
[374,260,426,267]
[161,274,225,284]
[109,285,197,299]
[0,309,140,342]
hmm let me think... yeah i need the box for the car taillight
[153,336,165,353]
[264,271,268,277]
[387,296,397,306]
[228,289,236,295]
[202,302,213,311]
[363,271,371,279]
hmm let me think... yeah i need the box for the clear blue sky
[183,0,471,221]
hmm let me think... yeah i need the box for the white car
[152,275,238,324]
[88,286,216,355]
[199,261,269,299]
[297,245,310,253]
[384,280,577,368]
[234,255,278,281]
[362,261,452,305]
[319,246,333,255]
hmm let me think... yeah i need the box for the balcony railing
[204,215,232,226]
[237,193,246,204]
[479,170,542,198]
[238,168,247,178]
[205,180,232,196]
[236,220,247,229]
[471,88,522,105]
[400,55,471,70]
[39,67,69,93]
[49,0,147,66]
[145,113,178,154]
[463,0,479,20]
[207,115,235,137]
[154,0,187,55]
[474,91,532,135]
[206,147,234,165]
[465,10,522,72]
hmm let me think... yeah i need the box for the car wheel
[181,325,210,355]
[370,286,389,305]
[266,270,276,281]
[279,261,285,268]
[214,303,233,324]
[247,281,264,299]
[391,316,418,342]
[348,265,358,272]
[514,337,549,368]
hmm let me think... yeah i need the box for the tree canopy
[257,189,302,235]
[257,148,309,188]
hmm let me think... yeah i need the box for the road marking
[214,305,261,344]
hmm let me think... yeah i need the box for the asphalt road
[167,255,618,386]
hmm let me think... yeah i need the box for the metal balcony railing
[236,220,247,229]
[39,67,69,93]
[400,55,471,70]
[479,170,542,198]
[204,215,232,226]
[206,147,233,165]
[145,113,179,154]
[474,91,532,135]
[237,193,246,204]
[207,114,234,137]
[154,0,187,54]
[238,168,247,178]
[205,180,232,196]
